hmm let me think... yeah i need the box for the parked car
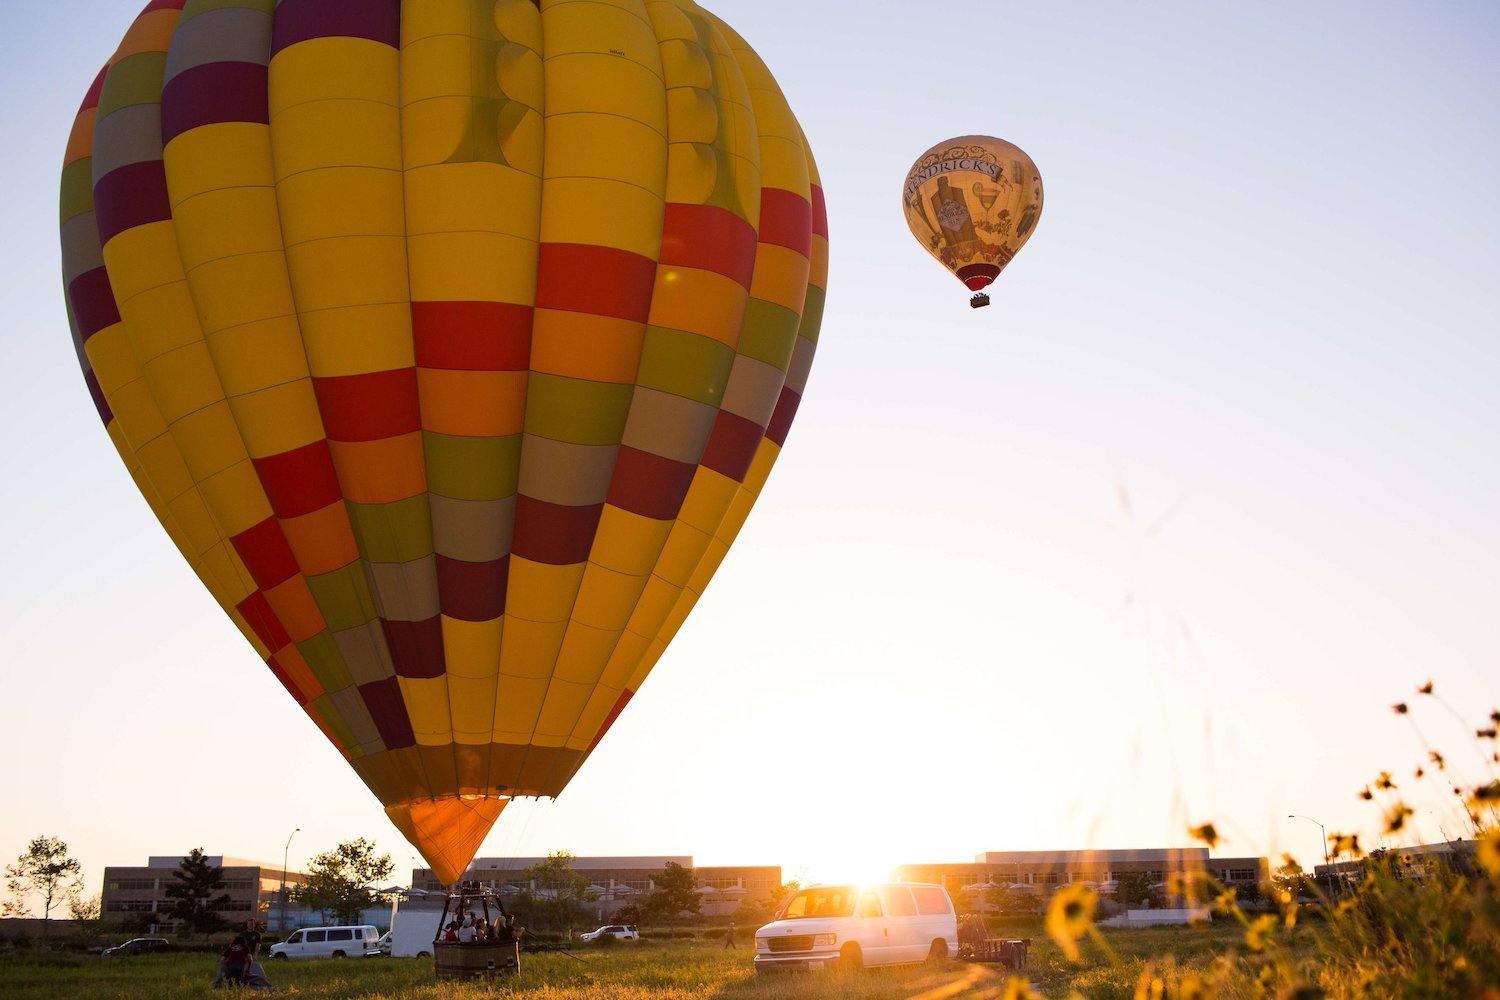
[580,924,639,942]
[268,925,381,959]
[101,937,171,957]
[754,883,958,972]
[375,930,392,956]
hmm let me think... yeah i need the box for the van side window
[911,887,953,916]
[857,892,882,918]
[364,928,377,940]
[306,930,327,943]
[328,929,354,941]
[879,886,918,917]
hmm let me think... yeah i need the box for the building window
[105,901,156,913]
[1229,869,1258,882]
[107,879,157,891]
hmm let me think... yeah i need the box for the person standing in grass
[724,921,737,949]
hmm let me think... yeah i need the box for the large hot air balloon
[902,135,1041,308]
[61,0,826,884]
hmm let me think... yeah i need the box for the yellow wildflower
[1245,914,1277,953]
[1045,883,1098,963]
[1002,977,1041,1000]
[1478,830,1500,879]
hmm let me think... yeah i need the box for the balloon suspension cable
[969,292,991,309]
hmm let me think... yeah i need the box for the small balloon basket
[432,885,521,981]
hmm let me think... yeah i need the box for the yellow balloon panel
[62,0,825,886]
[902,134,1043,297]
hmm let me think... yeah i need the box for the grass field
[0,922,1269,1000]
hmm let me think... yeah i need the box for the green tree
[1115,871,1155,908]
[1270,856,1313,905]
[517,852,598,931]
[294,838,393,925]
[644,861,702,929]
[163,849,232,939]
[3,835,82,941]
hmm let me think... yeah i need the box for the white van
[754,883,957,972]
[269,925,381,960]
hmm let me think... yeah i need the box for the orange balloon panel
[61,0,827,886]
[902,135,1042,297]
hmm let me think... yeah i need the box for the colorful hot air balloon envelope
[60,0,827,884]
[902,135,1042,308]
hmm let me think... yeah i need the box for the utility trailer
[957,914,1029,970]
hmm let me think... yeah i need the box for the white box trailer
[389,910,441,959]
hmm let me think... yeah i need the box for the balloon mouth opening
[956,263,1000,291]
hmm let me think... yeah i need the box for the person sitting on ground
[220,934,252,987]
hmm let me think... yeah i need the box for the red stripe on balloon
[535,244,657,324]
[381,617,446,679]
[67,268,122,342]
[758,188,813,257]
[659,204,757,290]
[266,653,307,706]
[765,386,801,448]
[434,554,509,622]
[313,368,421,442]
[270,0,400,57]
[588,689,634,752]
[698,409,764,483]
[252,440,344,519]
[412,301,533,370]
[810,184,828,239]
[93,160,172,245]
[237,591,291,652]
[79,65,109,115]
[231,517,301,590]
[511,497,604,566]
[160,62,269,144]
[606,446,696,520]
[359,676,417,749]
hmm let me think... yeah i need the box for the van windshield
[779,886,856,919]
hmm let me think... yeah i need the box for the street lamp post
[279,827,300,934]
[1288,814,1331,895]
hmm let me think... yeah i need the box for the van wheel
[928,939,949,963]
[838,943,863,970]
[331,950,346,959]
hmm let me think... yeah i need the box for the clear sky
[1,0,1497,904]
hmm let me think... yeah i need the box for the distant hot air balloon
[61,0,826,885]
[902,135,1042,308]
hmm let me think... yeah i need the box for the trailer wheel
[838,943,863,970]
[928,939,949,963]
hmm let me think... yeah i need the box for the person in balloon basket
[497,914,523,943]
[443,920,459,942]
[458,914,476,943]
